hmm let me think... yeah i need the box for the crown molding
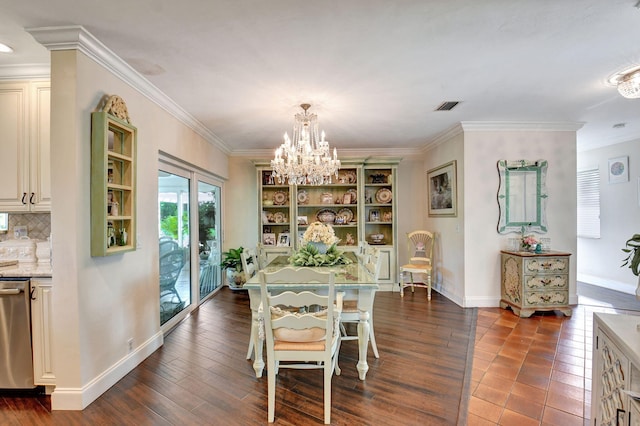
[421,123,464,153]
[0,64,50,79]
[459,121,585,132]
[229,146,422,158]
[26,25,230,155]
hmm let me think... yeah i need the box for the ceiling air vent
[435,101,460,111]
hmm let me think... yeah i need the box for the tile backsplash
[0,213,51,241]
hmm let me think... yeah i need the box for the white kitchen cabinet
[31,277,55,386]
[592,313,640,426]
[0,81,51,212]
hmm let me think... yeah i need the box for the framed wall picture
[262,233,276,246]
[427,160,457,217]
[277,233,290,247]
[608,156,629,184]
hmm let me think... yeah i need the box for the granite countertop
[0,263,52,278]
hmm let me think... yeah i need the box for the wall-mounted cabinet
[0,81,51,212]
[91,111,137,256]
[256,159,399,287]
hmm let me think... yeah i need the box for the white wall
[577,137,640,294]
[424,131,465,305]
[424,125,578,308]
[49,49,228,409]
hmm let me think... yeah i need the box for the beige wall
[49,49,228,409]
[426,126,578,307]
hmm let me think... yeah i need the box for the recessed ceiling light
[0,42,14,53]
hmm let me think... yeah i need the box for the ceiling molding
[229,146,423,158]
[0,64,50,79]
[459,121,585,132]
[26,25,231,154]
[421,123,464,153]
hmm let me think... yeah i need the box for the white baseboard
[51,331,163,410]
[578,273,637,295]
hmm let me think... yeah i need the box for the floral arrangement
[521,234,539,251]
[292,222,351,266]
[302,221,339,245]
[291,243,352,266]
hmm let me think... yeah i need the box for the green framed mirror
[497,159,548,234]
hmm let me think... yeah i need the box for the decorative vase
[226,269,246,288]
[310,242,328,254]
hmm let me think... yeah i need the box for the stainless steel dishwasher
[0,278,36,389]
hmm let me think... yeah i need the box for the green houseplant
[622,234,640,277]
[220,246,247,288]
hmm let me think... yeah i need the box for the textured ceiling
[1,0,640,154]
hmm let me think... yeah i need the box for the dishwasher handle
[0,288,22,295]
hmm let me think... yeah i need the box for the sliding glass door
[197,180,221,300]
[158,170,191,325]
[158,160,223,327]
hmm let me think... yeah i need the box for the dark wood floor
[0,287,476,425]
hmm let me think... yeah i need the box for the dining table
[243,253,379,380]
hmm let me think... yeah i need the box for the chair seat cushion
[341,300,358,312]
[401,263,432,273]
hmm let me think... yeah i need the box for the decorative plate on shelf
[337,208,354,223]
[297,189,309,204]
[375,188,392,204]
[273,212,286,223]
[346,188,357,204]
[273,190,288,205]
[316,209,337,224]
[339,170,357,184]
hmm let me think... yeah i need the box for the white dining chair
[399,230,435,299]
[339,245,381,358]
[259,267,341,424]
[242,246,260,360]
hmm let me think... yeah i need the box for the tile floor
[469,296,640,426]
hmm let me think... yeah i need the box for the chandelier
[271,104,341,185]
[609,66,640,99]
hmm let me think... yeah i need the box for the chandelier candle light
[271,104,341,185]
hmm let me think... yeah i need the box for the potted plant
[220,246,247,288]
[622,234,640,277]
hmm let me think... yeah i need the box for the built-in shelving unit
[255,159,399,287]
[91,109,137,256]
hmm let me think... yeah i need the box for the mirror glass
[497,159,548,234]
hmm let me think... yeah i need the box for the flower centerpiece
[291,222,352,266]
[521,234,539,252]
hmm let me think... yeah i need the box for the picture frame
[262,233,276,246]
[297,215,308,225]
[277,233,290,247]
[298,230,306,245]
[608,156,629,184]
[369,209,380,222]
[427,160,457,217]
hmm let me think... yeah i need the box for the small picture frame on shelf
[382,211,392,222]
[298,231,306,245]
[297,215,308,225]
[342,193,352,204]
[277,233,290,247]
[369,209,380,222]
[263,233,276,246]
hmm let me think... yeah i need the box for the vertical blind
[577,168,600,238]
